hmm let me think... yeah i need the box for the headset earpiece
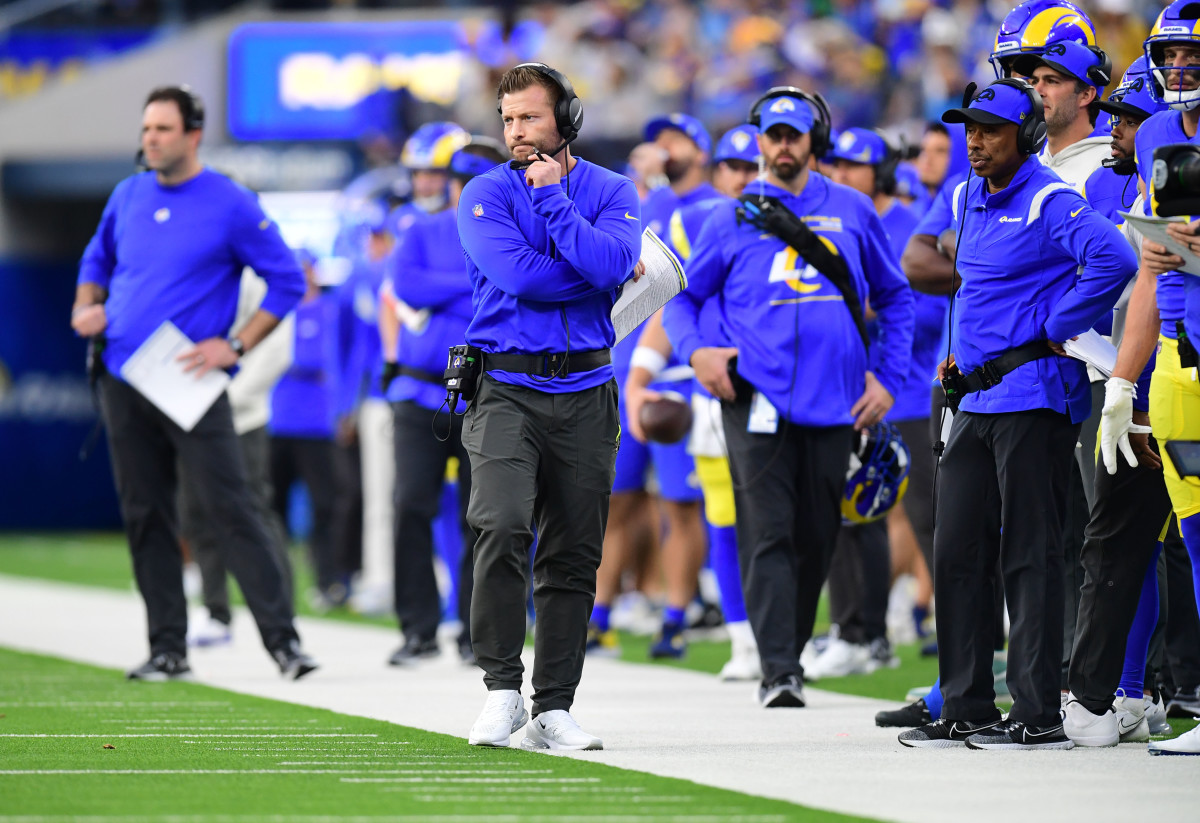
[962,82,978,109]
[177,85,205,132]
[1087,46,1113,90]
[873,130,901,196]
[747,86,833,158]
[993,77,1046,155]
[509,62,583,143]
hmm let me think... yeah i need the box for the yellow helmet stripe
[1022,8,1095,49]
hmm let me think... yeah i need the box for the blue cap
[828,128,889,165]
[449,148,500,180]
[1098,72,1167,122]
[1012,40,1107,89]
[757,95,815,135]
[942,81,1037,127]
[893,163,923,199]
[713,125,760,164]
[644,113,712,155]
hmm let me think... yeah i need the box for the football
[638,391,693,444]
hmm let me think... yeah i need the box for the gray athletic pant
[464,375,619,715]
[721,393,853,685]
[178,425,292,625]
[100,374,299,658]
[935,409,1079,728]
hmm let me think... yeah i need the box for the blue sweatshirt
[457,158,642,393]
[335,255,387,415]
[386,207,473,412]
[876,200,947,422]
[78,169,304,377]
[1137,111,1199,339]
[662,175,916,427]
[270,291,339,439]
[951,157,1136,423]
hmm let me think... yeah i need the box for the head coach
[70,86,317,681]
[455,63,642,751]
[897,80,1136,750]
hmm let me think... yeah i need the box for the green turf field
[0,647,872,823]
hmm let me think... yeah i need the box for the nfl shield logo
[472,204,484,218]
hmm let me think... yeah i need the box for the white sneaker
[1148,723,1200,755]
[1062,694,1118,747]
[1113,688,1149,743]
[187,617,231,648]
[1145,694,1172,736]
[720,621,761,682]
[804,638,871,681]
[468,690,527,747]
[522,710,603,751]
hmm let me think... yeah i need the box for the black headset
[503,62,583,143]
[974,78,1047,156]
[872,130,902,195]
[145,85,205,131]
[748,86,833,158]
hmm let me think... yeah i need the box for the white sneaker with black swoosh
[966,719,1075,750]
[522,710,603,751]
[1113,688,1149,743]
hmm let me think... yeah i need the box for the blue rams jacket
[662,175,916,427]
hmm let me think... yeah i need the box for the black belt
[396,365,444,385]
[483,349,611,378]
[955,341,1053,395]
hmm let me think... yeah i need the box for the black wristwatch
[229,337,246,358]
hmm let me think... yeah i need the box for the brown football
[638,391,693,444]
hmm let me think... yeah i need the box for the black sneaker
[876,698,932,728]
[1166,685,1200,718]
[271,641,319,680]
[898,717,1001,748]
[126,652,192,681]
[965,719,1075,750]
[387,636,440,666]
[758,674,806,708]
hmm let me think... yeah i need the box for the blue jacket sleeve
[391,223,473,314]
[530,177,641,291]
[1042,193,1139,343]
[662,204,734,366]
[858,207,916,399]
[457,177,606,303]
[229,190,305,319]
[78,180,126,289]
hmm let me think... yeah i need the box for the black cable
[432,398,452,442]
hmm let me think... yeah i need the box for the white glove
[1100,377,1153,475]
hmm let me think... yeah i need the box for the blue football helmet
[841,423,911,524]
[401,121,471,170]
[1144,0,1200,112]
[989,0,1097,79]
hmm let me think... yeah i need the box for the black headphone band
[506,62,583,142]
[991,77,1046,155]
[147,85,205,131]
[872,129,901,195]
[747,86,833,157]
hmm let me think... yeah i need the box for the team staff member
[380,139,506,668]
[898,80,1135,750]
[663,89,915,708]
[457,64,640,750]
[1082,57,1158,225]
[71,86,318,680]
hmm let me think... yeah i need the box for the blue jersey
[458,158,641,394]
[951,158,1136,423]
[1137,110,1199,338]
[876,200,947,422]
[386,207,473,412]
[663,176,916,427]
[270,291,340,439]
[78,169,304,377]
[1082,164,1140,227]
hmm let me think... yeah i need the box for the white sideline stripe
[0,734,377,738]
[340,777,603,784]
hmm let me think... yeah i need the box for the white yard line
[0,575,1195,823]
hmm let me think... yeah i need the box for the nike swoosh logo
[624,212,638,221]
[1020,725,1063,739]
[1117,716,1141,732]
[1070,207,1084,218]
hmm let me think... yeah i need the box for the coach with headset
[662,87,915,709]
[71,86,318,681]
[455,63,641,751]
[897,79,1135,750]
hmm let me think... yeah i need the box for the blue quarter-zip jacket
[386,207,473,412]
[951,157,1136,423]
[662,175,915,427]
[1083,164,1140,226]
[78,169,304,377]
[457,158,641,393]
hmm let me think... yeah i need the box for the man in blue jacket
[381,139,507,668]
[457,64,640,750]
[898,80,1135,750]
[70,86,318,681]
[662,89,915,708]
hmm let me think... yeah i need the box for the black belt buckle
[540,353,566,377]
[975,360,1003,390]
